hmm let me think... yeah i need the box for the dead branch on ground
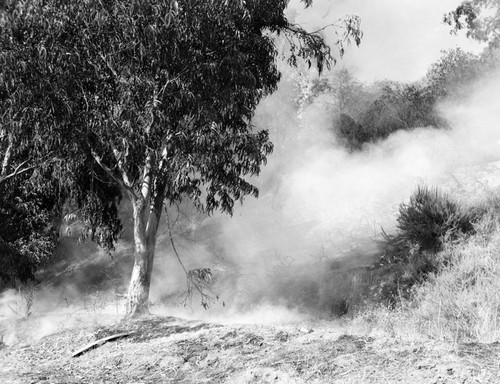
[71,332,135,357]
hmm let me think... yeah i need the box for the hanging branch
[165,208,219,309]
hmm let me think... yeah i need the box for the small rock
[298,328,313,334]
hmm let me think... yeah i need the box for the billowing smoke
[147,64,500,322]
[2,1,499,331]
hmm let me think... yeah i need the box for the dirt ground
[2,313,500,384]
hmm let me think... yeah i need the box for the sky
[288,0,485,82]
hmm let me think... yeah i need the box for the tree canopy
[0,0,360,217]
[444,0,500,46]
[0,0,361,314]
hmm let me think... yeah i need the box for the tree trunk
[125,196,162,317]
[1,133,13,177]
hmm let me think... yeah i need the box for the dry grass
[3,312,500,383]
[412,227,500,343]
[356,192,500,344]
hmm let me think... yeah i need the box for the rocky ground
[2,313,500,384]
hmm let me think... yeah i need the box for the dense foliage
[325,77,443,151]
[394,186,478,253]
[0,0,360,220]
[0,174,58,287]
[376,186,482,304]
[0,0,361,312]
[445,0,500,46]
[301,45,495,151]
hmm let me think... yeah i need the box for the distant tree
[444,0,500,46]
[300,68,368,116]
[327,68,366,116]
[0,0,361,316]
[425,48,486,101]
[332,81,443,151]
[296,68,377,150]
[332,113,367,151]
[370,82,441,130]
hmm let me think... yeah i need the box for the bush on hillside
[376,186,482,305]
[386,186,480,256]
[357,193,500,342]
[397,186,479,252]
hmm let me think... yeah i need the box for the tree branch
[166,208,218,309]
[0,160,34,186]
[110,142,134,188]
[90,146,137,199]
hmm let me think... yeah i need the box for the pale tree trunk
[1,133,13,177]
[125,195,163,317]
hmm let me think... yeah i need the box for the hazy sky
[288,0,485,82]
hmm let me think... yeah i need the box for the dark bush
[376,186,482,305]
[0,175,59,289]
[333,113,369,151]
[396,186,478,252]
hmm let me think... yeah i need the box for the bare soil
[2,314,500,384]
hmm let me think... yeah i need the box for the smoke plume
[2,1,499,330]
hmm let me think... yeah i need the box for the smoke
[2,2,500,331]
[146,64,500,321]
[147,0,500,317]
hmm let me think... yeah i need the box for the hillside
[2,313,500,384]
[2,160,500,383]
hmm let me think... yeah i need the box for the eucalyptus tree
[0,0,361,316]
[445,0,500,46]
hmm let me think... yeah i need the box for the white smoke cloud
[148,65,500,317]
[58,1,500,323]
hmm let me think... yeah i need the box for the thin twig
[166,208,188,275]
[165,208,216,308]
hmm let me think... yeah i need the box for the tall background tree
[0,0,361,316]
[445,0,500,46]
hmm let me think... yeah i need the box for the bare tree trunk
[125,196,162,317]
[1,133,13,178]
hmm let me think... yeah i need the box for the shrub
[355,191,500,342]
[377,186,483,304]
[392,185,479,254]
[332,113,369,151]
